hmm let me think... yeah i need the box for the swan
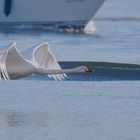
[0,42,92,80]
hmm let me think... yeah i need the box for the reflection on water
[0,81,140,140]
[1,112,20,127]
[0,110,61,127]
[0,110,64,140]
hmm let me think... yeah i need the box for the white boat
[0,0,105,29]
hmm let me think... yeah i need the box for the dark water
[61,62,140,81]
[24,62,140,81]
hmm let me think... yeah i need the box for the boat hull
[0,0,105,28]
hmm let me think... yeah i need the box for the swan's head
[81,66,93,73]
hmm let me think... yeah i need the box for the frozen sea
[0,0,140,140]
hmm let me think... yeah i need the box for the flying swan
[0,42,92,80]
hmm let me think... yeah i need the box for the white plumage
[0,42,92,80]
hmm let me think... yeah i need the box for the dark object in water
[59,61,140,81]
[4,0,12,17]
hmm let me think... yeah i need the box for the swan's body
[0,42,92,80]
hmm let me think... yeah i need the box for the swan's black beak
[84,67,93,73]
[88,68,93,72]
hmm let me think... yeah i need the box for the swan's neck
[36,67,84,75]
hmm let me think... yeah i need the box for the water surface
[0,0,140,139]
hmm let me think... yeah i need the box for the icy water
[0,0,140,140]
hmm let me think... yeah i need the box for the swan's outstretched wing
[0,42,34,80]
[0,45,10,80]
[32,42,66,80]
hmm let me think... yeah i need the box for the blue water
[0,0,140,140]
